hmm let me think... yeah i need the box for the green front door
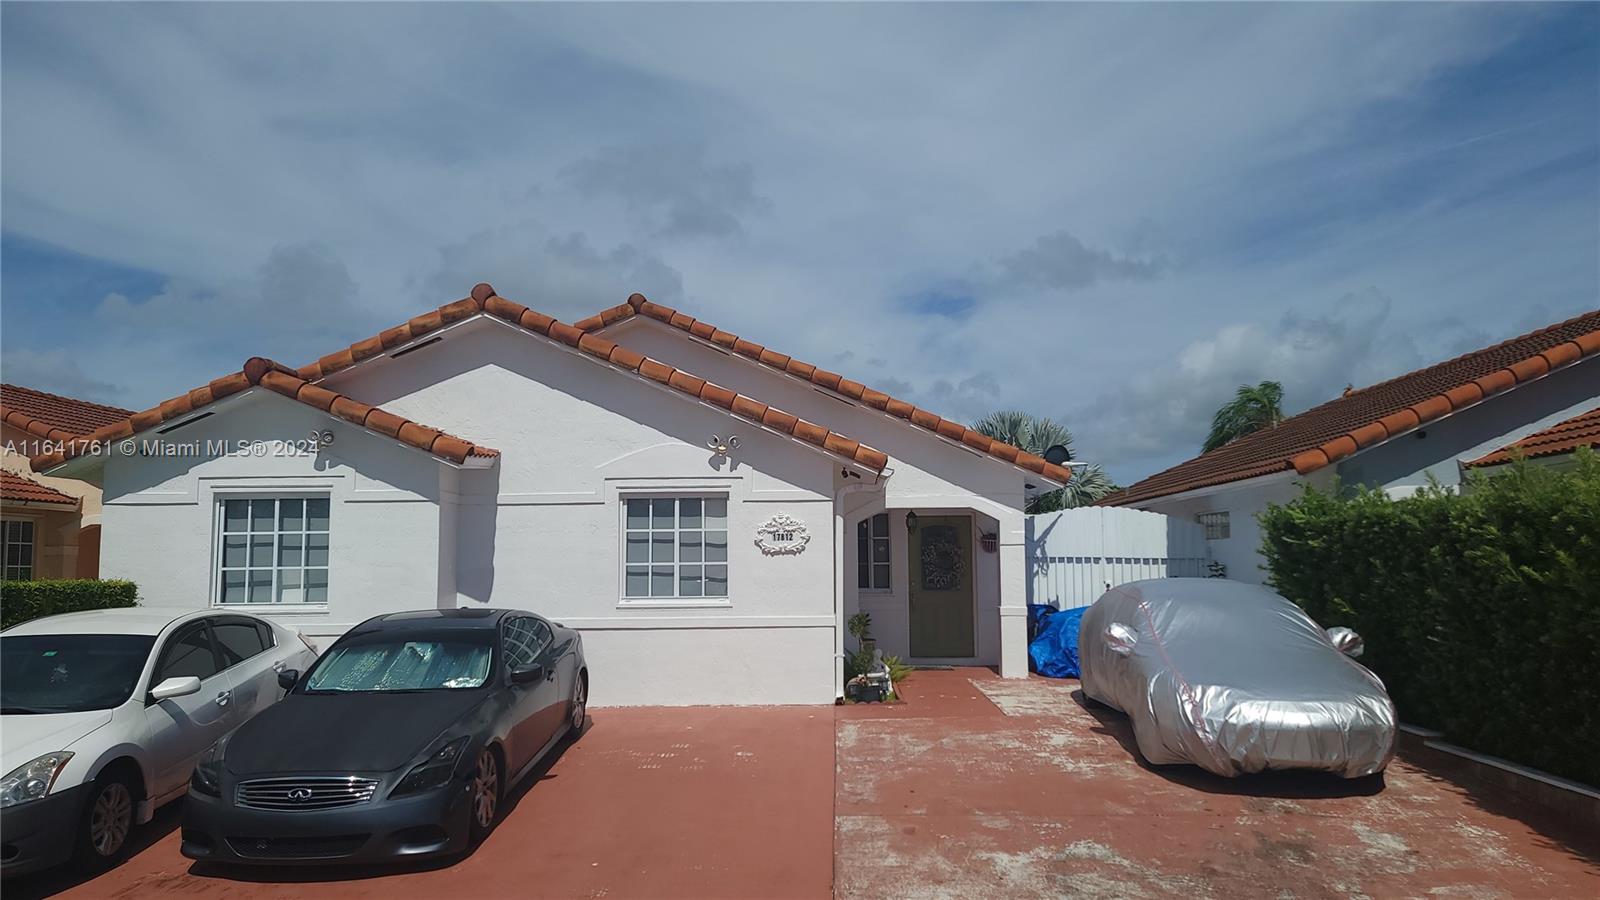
[909,515,975,658]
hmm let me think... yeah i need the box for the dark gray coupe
[180,608,587,865]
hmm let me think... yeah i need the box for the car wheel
[74,772,136,869]
[468,748,500,840]
[569,674,588,737]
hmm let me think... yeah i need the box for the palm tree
[1203,381,1285,453]
[972,411,1117,511]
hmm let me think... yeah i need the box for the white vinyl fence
[1026,506,1211,610]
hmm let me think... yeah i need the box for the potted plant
[848,612,875,657]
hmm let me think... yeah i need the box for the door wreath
[920,533,965,590]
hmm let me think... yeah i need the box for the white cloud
[0,2,1592,487]
[0,350,127,405]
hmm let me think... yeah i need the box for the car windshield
[1,634,157,714]
[303,638,492,693]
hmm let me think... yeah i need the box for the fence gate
[1025,506,1210,609]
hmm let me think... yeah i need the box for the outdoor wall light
[707,434,741,456]
[905,510,919,533]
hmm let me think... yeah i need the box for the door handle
[272,660,285,672]
[215,690,231,707]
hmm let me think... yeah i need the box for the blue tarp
[1028,605,1088,678]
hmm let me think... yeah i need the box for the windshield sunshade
[305,640,491,692]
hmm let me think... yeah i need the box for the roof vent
[389,336,444,360]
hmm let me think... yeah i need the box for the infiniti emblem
[286,788,314,802]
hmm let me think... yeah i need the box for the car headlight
[390,736,470,798]
[0,752,74,808]
[191,736,228,798]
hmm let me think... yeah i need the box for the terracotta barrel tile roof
[1,384,135,440]
[302,285,892,474]
[1,470,77,507]
[30,358,497,471]
[1101,309,1600,506]
[1464,405,1600,468]
[577,294,1072,484]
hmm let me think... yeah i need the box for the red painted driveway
[8,707,836,900]
[8,670,1598,899]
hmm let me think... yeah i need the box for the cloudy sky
[3,2,1596,485]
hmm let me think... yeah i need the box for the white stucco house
[31,284,1071,706]
[1100,309,1600,585]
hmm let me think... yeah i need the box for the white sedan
[1,607,318,875]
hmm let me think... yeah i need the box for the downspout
[834,469,886,702]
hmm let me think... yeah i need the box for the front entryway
[908,514,975,657]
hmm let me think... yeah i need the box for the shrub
[1259,450,1600,786]
[1,579,139,630]
[881,654,913,684]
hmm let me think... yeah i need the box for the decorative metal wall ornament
[754,513,810,555]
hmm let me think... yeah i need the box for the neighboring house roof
[1102,309,1600,506]
[297,284,893,474]
[573,294,1073,484]
[1,469,77,507]
[29,357,499,471]
[1464,405,1600,468]
[1,383,134,440]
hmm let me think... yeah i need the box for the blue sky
[2,2,1596,484]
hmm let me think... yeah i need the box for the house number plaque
[755,513,810,555]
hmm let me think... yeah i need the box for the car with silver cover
[1079,578,1396,779]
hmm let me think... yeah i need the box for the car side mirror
[277,669,301,691]
[1326,627,1364,658]
[149,676,202,702]
[1104,623,1139,657]
[511,663,545,684]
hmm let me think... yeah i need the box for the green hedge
[1259,450,1600,786]
[0,579,139,630]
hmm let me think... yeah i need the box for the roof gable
[575,293,1072,484]
[1465,405,1600,468]
[297,284,890,473]
[30,357,498,472]
[1104,308,1600,505]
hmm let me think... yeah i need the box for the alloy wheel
[571,677,588,732]
[471,749,498,829]
[89,781,133,857]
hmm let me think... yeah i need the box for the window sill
[210,602,330,615]
[617,598,734,610]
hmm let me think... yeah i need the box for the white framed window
[1197,511,1231,541]
[3,520,35,581]
[215,497,330,605]
[622,496,728,600]
[857,513,890,590]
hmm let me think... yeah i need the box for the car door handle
[272,659,286,672]
[215,690,231,707]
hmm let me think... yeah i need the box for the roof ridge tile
[31,356,497,471]
[296,284,893,474]
[1101,309,1600,505]
[574,294,1072,484]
